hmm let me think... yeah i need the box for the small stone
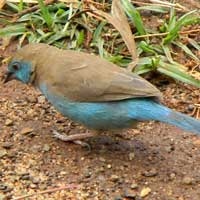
[170,173,176,180]
[142,169,158,177]
[124,189,136,199]
[2,142,13,149]
[31,177,40,184]
[3,187,13,193]
[110,175,119,182]
[0,150,7,158]
[30,184,37,189]
[131,183,138,189]
[107,164,112,169]
[140,187,151,198]
[37,96,46,104]
[113,195,123,200]
[20,127,34,135]
[165,145,174,153]
[188,104,194,111]
[26,96,37,103]
[43,144,51,152]
[60,171,67,176]
[182,177,194,185]
[193,139,200,146]
[84,171,91,178]
[0,194,6,200]
[20,174,30,180]
[99,157,106,162]
[129,152,135,160]
[0,184,7,190]
[5,119,13,126]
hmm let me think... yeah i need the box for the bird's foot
[52,130,96,149]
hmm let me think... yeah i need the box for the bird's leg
[52,130,97,149]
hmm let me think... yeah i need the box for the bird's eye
[12,63,20,71]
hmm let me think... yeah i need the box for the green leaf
[163,10,198,44]
[37,0,53,28]
[121,0,146,35]
[174,41,200,62]
[18,0,24,12]
[92,21,106,43]
[76,30,84,46]
[139,41,157,54]
[158,61,200,88]
[0,24,26,37]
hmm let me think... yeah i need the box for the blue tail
[129,99,200,134]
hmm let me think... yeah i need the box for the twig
[134,29,200,39]
[150,0,188,11]
[131,0,188,11]
[13,184,77,200]
[6,0,78,3]
[12,0,57,18]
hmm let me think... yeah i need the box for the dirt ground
[0,1,200,200]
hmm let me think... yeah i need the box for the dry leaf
[0,0,6,9]
[90,0,138,70]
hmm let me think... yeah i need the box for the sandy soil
[0,1,200,199]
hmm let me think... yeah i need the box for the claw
[52,130,94,150]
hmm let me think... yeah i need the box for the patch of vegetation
[0,0,200,87]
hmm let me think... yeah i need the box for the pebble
[129,152,135,160]
[0,184,7,190]
[124,189,137,199]
[142,169,158,177]
[0,150,7,158]
[110,175,120,182]
[43,144,51,152]
[5,119,13,126]
[20,174,30,180]
[2,142,13,149]
[99,157,106,162]
[84,171,91,178]
[182,177,194,185]
[187,104,194,111]
[30,184,37,189]
[170,173,176,180]
[20,127,34,135]
[37,96,46,104]
[140,187,151,198]
[131,183,138,189]
[107,164,112,169]
[0,194,6,200]
[113,195,123,200]
[26,96,37,103]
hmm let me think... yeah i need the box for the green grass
[0,0,200,87]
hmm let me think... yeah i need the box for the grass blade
[163,10,198,44]
[137,5,168,13]
[37,0,53,28]
[187,38,200,51]
[158,61,200,88]
[174,41,200,62]
[121,0,146,35]
[0,24,26,37]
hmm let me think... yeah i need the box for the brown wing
[45,50,161,102]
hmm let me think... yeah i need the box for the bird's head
[2,43,48,84]
[4,60,35,84]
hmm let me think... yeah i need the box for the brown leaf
[0,0,6,9]
[90,0,138,70]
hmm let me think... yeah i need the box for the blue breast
[39,84,143,130]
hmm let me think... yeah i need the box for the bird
[3,43,200,144]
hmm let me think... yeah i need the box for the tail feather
[129,99,200,134]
